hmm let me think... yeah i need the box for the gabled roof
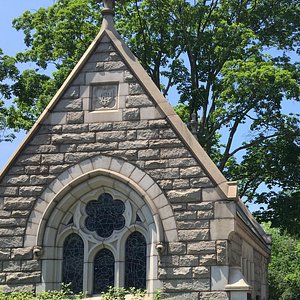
[0,3,237,200]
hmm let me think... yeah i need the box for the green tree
[1,0,300,206]
[255,191,300,238]
[263,223,300,300]
[0,48,19,141]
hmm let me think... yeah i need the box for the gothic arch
[25,155,176,294]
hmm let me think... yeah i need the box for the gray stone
[90,51,120,62]
[62,124,89,133]
[19,186,44,196]
[0,218,26,227]
[0,249,10,260]
[137,129,159,139]
[197,210,214,219]
[21,260,40,271]
[192,266,210,278]
[180,166,205,178]
[7,166,24,175]
[199,254,217,265]
[138,149,160,159]
[59,144,77,152]
[67,111,84,123]
[3,261,21,271]
[89,123,113,131]
[11,247,33,260]
[24,166,48,175]
[168,243,186,255]
[103,61,126,71]
[29,134,51,145]
[126,130,136,141]
[148,119,168,128]
[122,108,140,121]
[175,211,197,221]
[52,133,95,144]
[187,241,216,254]
[164,279,210,292]
[77,142,118,152]
[54,98,82,111]
[6,272,40,283]
[177,220,209,230]
[11,210,30,217]
[145,160,168,169]
[190,177,213,188]
[159,267,192,279]
[38,125,61,134]
[128,83,145,95]
[173,179,190,189]
[113,120,148,130]
[216,240,228,265]
[24,145,58,154]
[178,229,209,241]
[4,175,29,185]
[149,139,183,148]
[199,292,229,300]
[62,86,80,99]
[160,148,189,158]
[159,129,177,139]
[0,237,23,247]
[49,164,71,174]
[161,292,199,300]
[65,152,98,163]
[3,197,36,210]
[157,180,173,189]
[29,175,56,185]
[147,168,179,180]
[96,131,127,142]
[42,154,64,165]
[17,155,41,165]
[124,70,135,82]
[0,186,18,196]
[126,95,153,107]
[179,255,199,267]
[0,227,25,236]
[119,140,148,150]
[166,189,201,203]
[188,202,213,211]
[169,158,197,168]
[0,284,35,293]
[0,273,5,283]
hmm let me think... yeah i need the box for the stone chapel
[0,1,271,299]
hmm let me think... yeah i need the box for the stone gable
[0,6,270,300]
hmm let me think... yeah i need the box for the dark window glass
[93,249,115,294]
[85,193,125,238]
[125,232,147,289]
[62,233,84,293]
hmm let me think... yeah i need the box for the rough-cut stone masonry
[0,15,270,299]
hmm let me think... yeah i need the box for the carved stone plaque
[91,84,118,111]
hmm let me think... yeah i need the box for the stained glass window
[125,232,147,289]
[93,249,115,294]
[62,233,84,293]
[85,193,125,238]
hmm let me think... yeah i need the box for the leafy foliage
[101,286,146,300]
[0,0,299,206]
[0,284,84,299]
[255,191,300,238]
[263,223,300,300]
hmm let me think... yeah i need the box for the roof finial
[101,0,115,29]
